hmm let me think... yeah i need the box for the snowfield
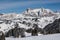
[6,33,60,40]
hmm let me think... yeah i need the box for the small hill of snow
[6,33,60,40]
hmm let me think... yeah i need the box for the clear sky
[0,0,60,13]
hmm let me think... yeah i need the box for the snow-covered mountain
[0,8,60,34]
[23,8,56,17]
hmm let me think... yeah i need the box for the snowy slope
[6,33,60,40]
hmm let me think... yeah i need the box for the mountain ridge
[0,8,60,34]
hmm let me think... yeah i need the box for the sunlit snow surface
[6,33,60,40]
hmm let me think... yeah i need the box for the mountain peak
[23,8,55,17]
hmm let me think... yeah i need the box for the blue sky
[0,0,60,13]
